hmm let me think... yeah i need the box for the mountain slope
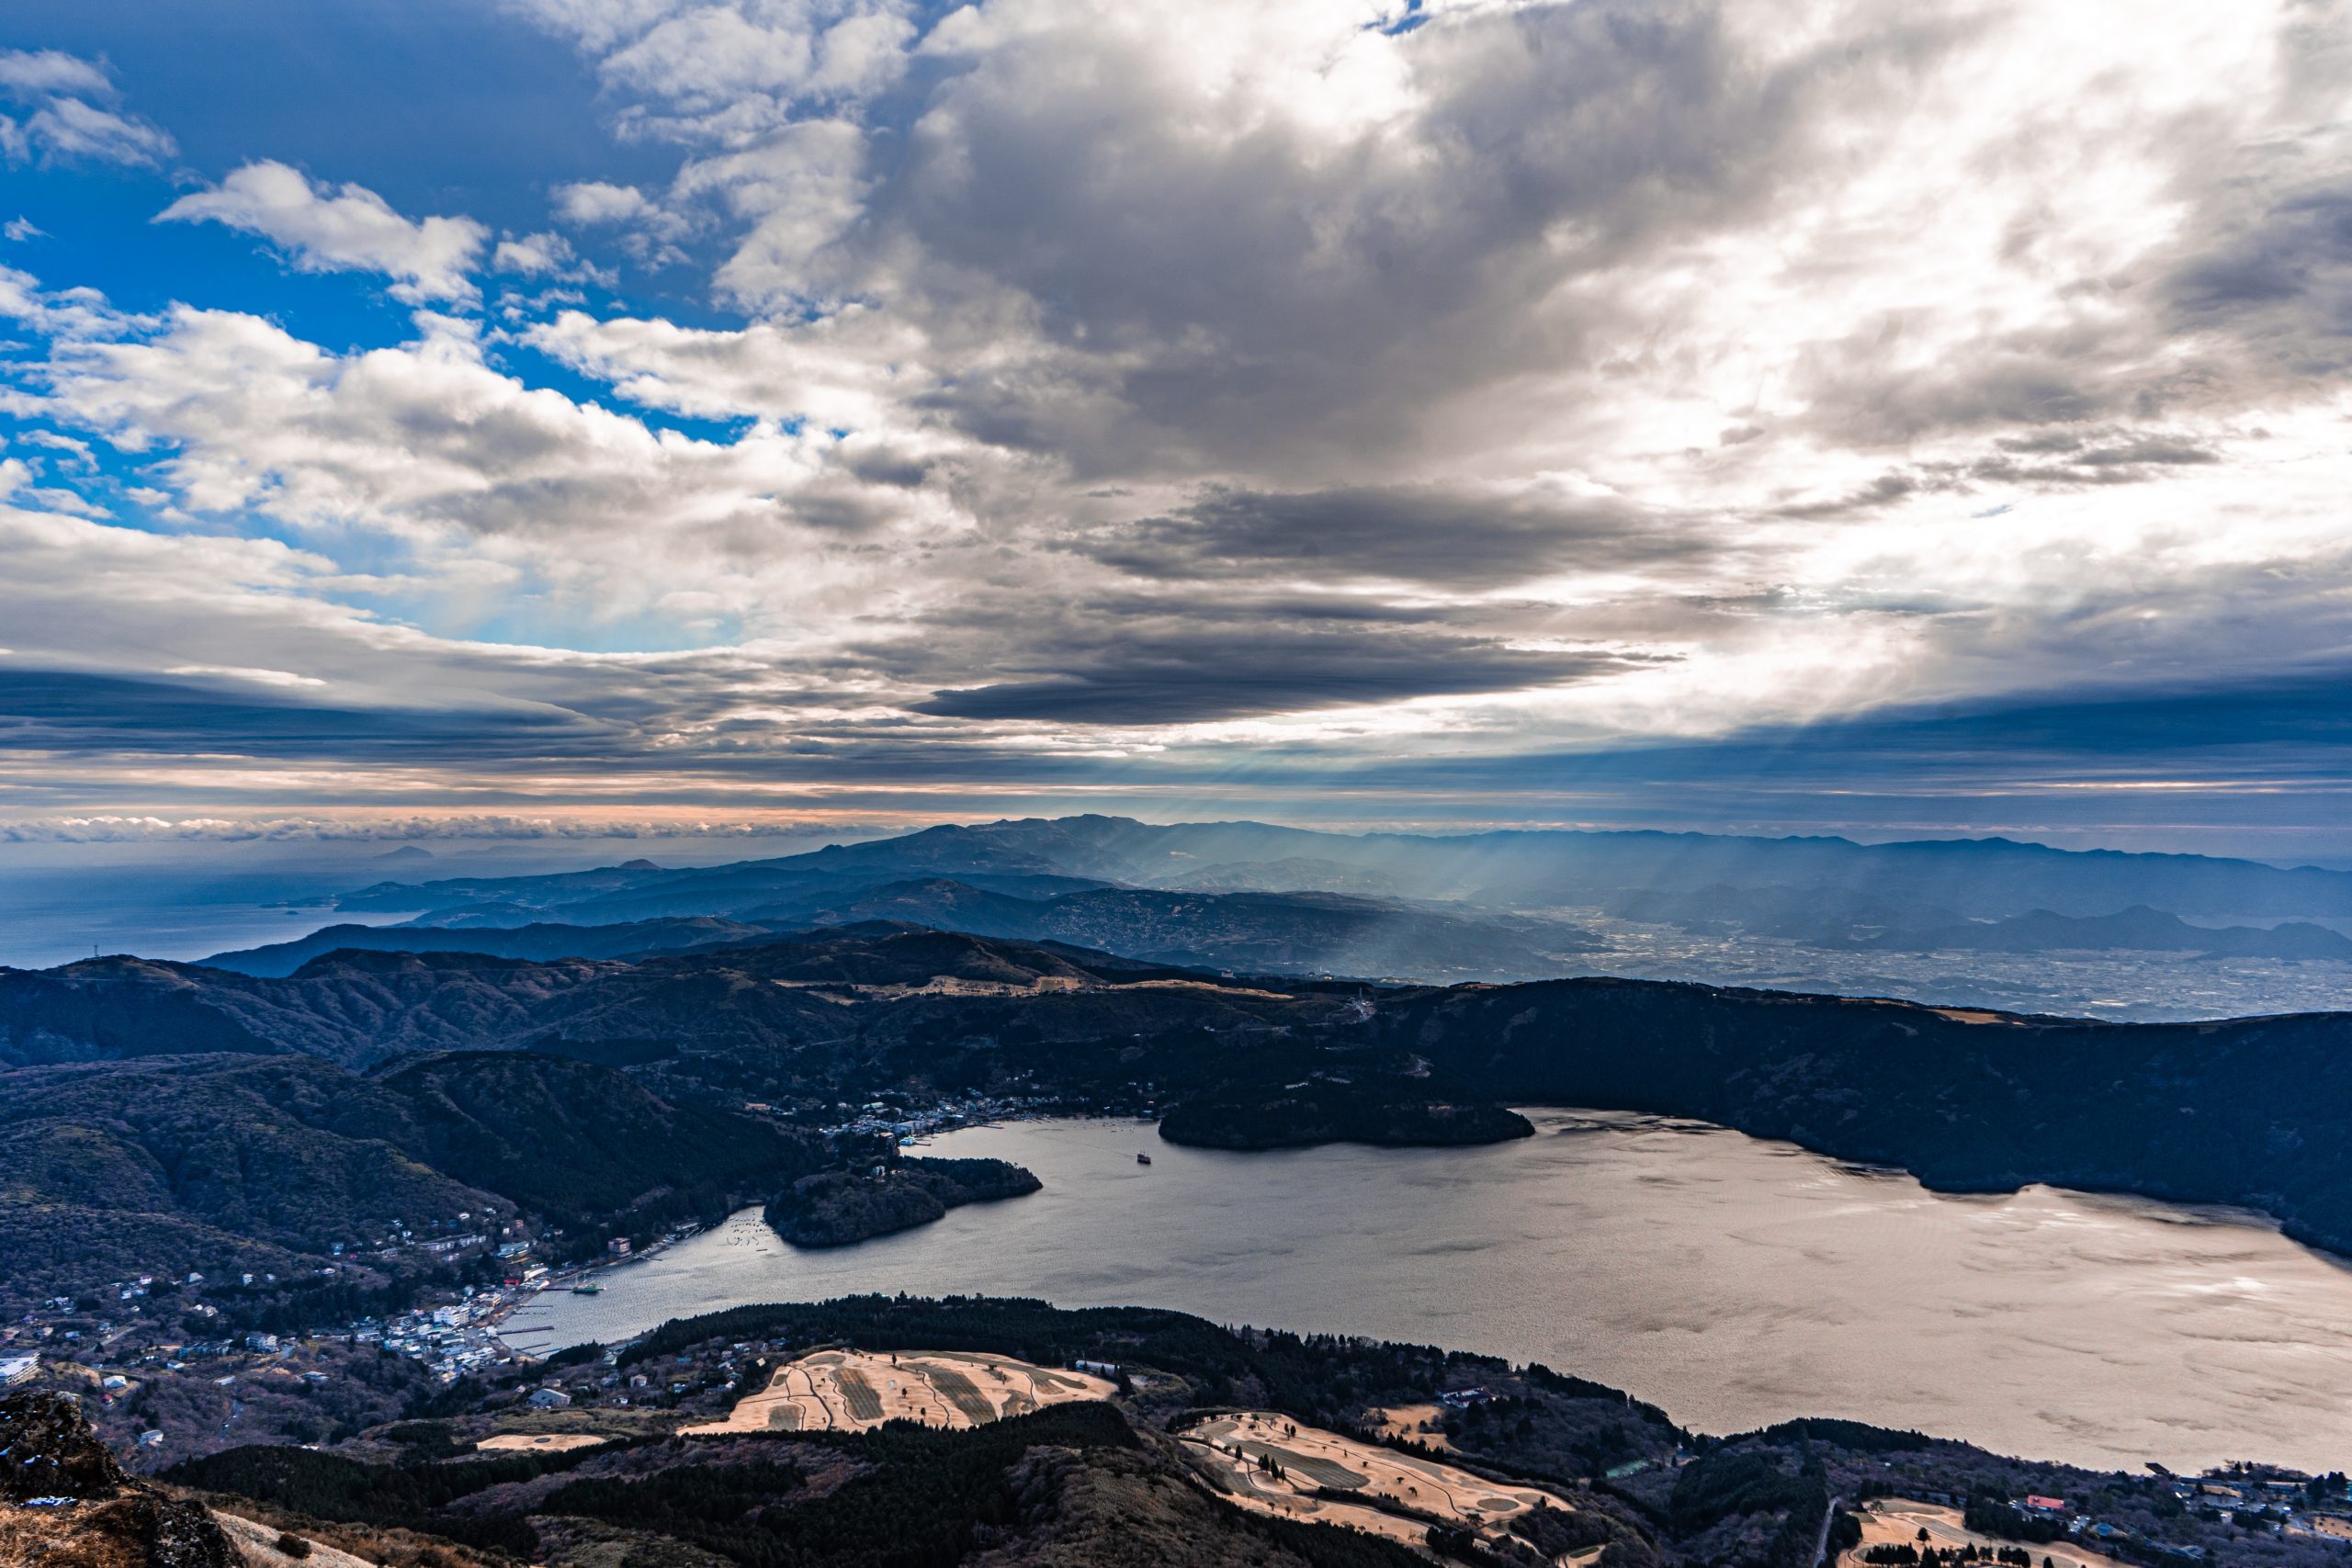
[0,1048,817,1312]
[1864,905,2352,958]
[204,916,776,977]
[333,815,2352,924]
[15,922,2352,1266]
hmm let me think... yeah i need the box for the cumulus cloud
[0,49,175,167]
[517,0,918,142]
[157,161,488,303]
[550,178,695,264]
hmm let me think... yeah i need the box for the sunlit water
[515,1111,2352,1473]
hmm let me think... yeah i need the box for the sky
[2,0,2350,860]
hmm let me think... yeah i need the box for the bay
[520,1111,2352,1472]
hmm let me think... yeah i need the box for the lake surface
[513,1111,2352,1473]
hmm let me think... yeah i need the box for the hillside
[296,873,1600,986]
[12,921,2352,1283]
[206,916,777,976]
[1380,981,2352,1254]
[767,1154,1044,1246]
[25,1293,2334,1568]
[0,1049,818,1314]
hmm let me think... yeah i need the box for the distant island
[765,1155,1042,1247]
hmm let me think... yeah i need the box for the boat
[1136,1153,1152,1166]
[570,1283,604,1295]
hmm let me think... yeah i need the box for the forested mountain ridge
[1368,980,2352,1253]
[220,874,1598,985]
[0,1048,820,1314]
[8,923,2352,1262]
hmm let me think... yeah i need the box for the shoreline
[508,1111,2352,1472]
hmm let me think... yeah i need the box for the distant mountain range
[201,816,2352,994]
[315,818,2327,919]
[329,812,2352,931]
[214,871,1600,983]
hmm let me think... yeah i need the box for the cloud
[0,51,113,99]
[550,179,695,264]
[1085,482,1713,592]
[0,813,844,844]
[915,624,1651,724]
[157,161,488,303]
[554,180,662,224]
[517,0,918,143]
[0,49,175,168]
[675,118,869,307]
[492,231,575,276]
[3,0,2352,850]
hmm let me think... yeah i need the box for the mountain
[329,815,2352,936]
[224,876,1596,985]
[780,879,1597,978]
[0,1047,818,1313]
[1367,979,2352,1252]
[14,923,2352,1261]
[2,1392,242,1568]
[0,1054,511,1315]
[204,916,778,977]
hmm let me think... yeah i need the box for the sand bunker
[474,1432,609,1453]
[1182,1411,1575,1551]
[1851,1501,2111,1568]
[1366,1403,1455,1450]
[682,1349,1116,1435]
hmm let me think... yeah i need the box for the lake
[514,1111,2352,1473]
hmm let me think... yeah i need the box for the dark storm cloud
[1082,484,1706,590]
[0,670,616,759]
[2170,188,2352,315]
[915,625,1651,724]
[874,0,1972,476]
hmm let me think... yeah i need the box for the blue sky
[2,0,2349,859]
